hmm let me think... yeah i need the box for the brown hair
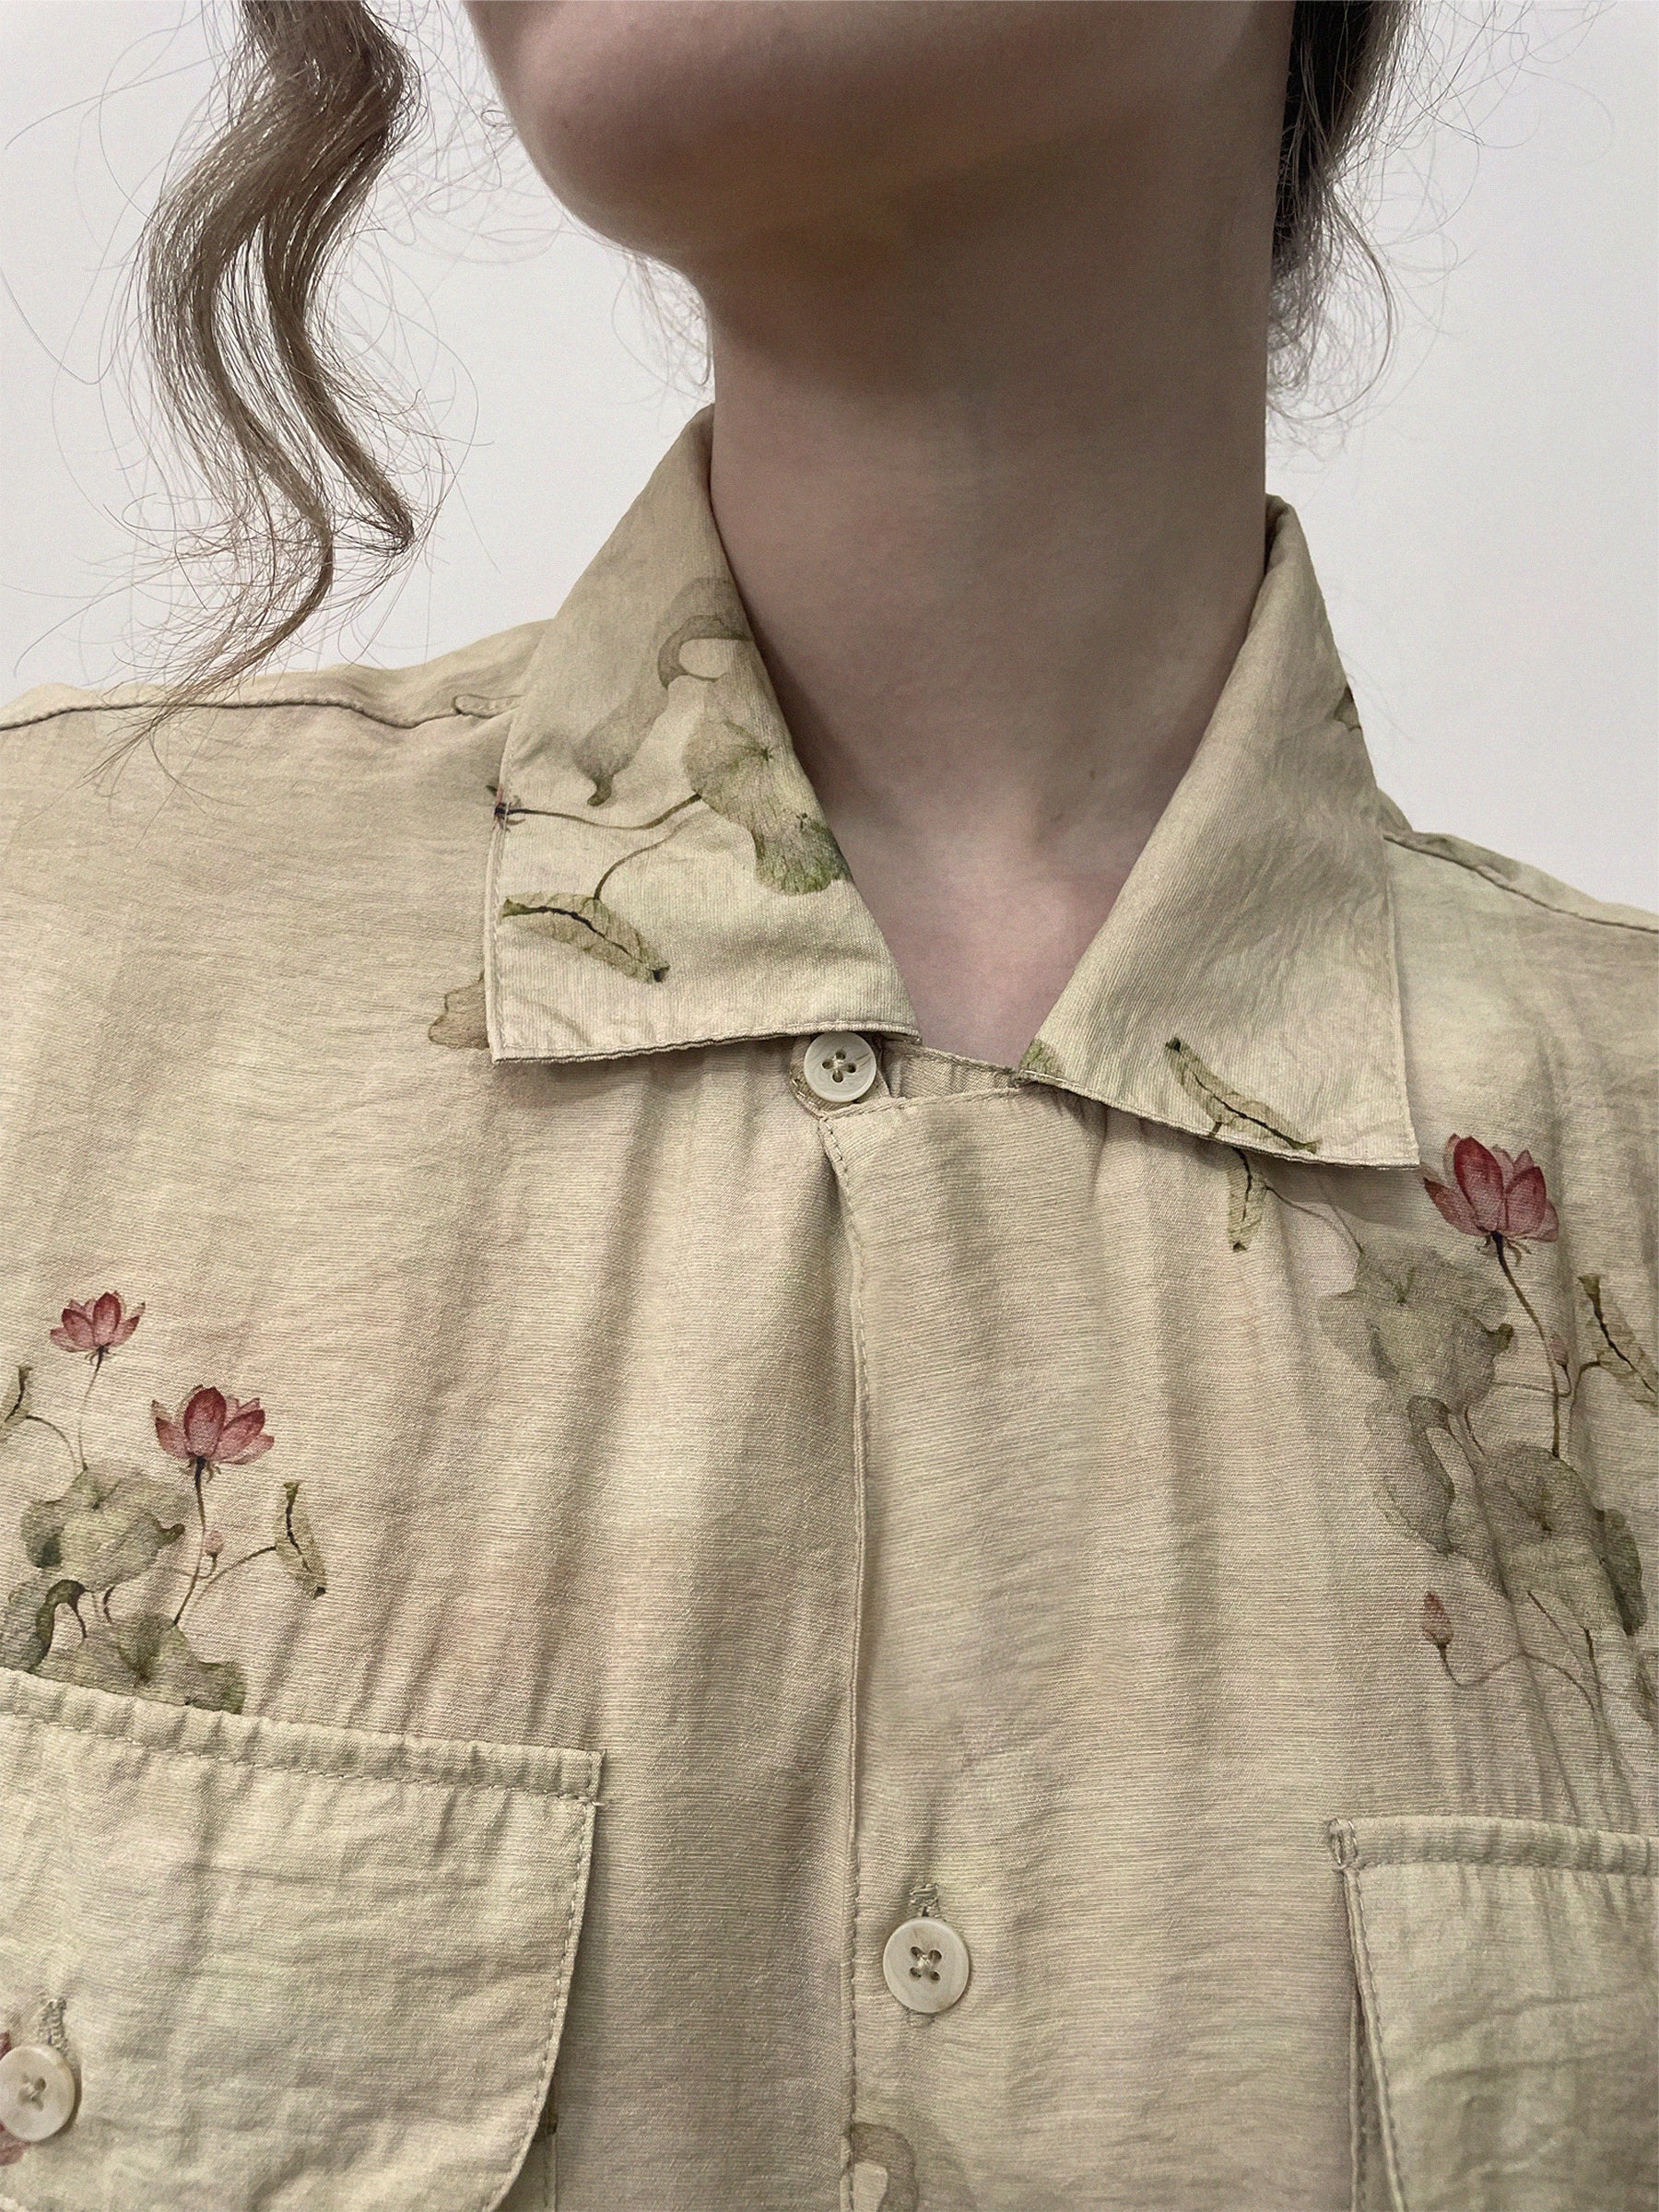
[138,0,1417,705]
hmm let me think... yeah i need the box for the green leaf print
[4,1296,330,1717]
[0,1365,30,1443]
[500,894,669,983]
[1306,1145,1653,1730]
[574,663,675,810]
[682,708,851,897]
[1369,1395,1457,1553]
[1578,1275,1658,1410]
[1017,1039,1065,1082]
[1227,1151,1265,1251]
[1599,1512,1649,1637]
[1367,1395,1517,1594]
[40,1613,246,1712]
[1483,1440,1648,1641]
[0,1574,84,1672]
[512,585,856,962]
[573,575,749,807]
[275,1482,327,1599]
[1320,1246,1513,1414]
[1163,1040,1318,1153]
[654,575,750,688]
[18,1465,190,1593]
[428,972,488,1051]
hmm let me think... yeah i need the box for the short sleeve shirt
[1,408,1653,2212]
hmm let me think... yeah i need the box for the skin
[467,0,1297,1065]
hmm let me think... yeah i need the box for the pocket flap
[0,1666,601,2211]
[1330,1814,1656,2212]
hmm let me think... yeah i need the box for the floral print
[1016,1038,1065,1082]
[1165,1039,1318,1153]
[1425,1135,1559,1245]
[845,2122,919,2212]
[1420,1584,1601,1718]
[1226,1138,1655,1729]
[1579,1274,1659,1409]
[429,971,489,1051]
[500,888,669,984]
[1,1293,326,1712]
[1420,1590,1454,1656]
[1417,1136,1570,1453]
[50,1291,144,1356]
[498,579,851,984]
[153,1386,274,1469]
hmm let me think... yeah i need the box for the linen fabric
[0,410,1653,2212]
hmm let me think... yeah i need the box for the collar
[486,409,1417,1168]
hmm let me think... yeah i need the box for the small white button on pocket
[0,2042,77,2142]
[882,1914,971,2015]
[804,1031,878,1104]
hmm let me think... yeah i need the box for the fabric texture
[0,408,1653,2210]
[0,1668,598,2212]
[1331,1816,1655,2212]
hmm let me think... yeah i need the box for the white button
[0,2043,77,2142]
[804,1031,878,1104]
[882,1913,971,2015]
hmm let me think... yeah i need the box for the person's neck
[693,96,1280,1063]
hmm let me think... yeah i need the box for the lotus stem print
[1227,1129,1655,1730]
[1,1296,325,1712]
[495,578,851,983]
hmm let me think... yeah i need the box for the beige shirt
[1,411,1653,2212]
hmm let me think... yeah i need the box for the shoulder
[0,625,546,984]
[1381,813,1655,940]
[1381,811,1654,1031]
[0,621,548,892]
[0,619,546,764]
[1378,798,1655,1194]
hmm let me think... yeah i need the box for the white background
[3,0,1654,909]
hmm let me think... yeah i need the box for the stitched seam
[1349,1983,1368,2212]
[1344,1872,1411,2212]
[1383,830,1657,935]
[818,1117,869,2164]
[491,1027,922,1068]
[0,1704,597,1803]
[0,692,512,737]
[831,1087,1065,1125]
[471,1795,598,2212]
[1335,1836,1656,1877]
[1365,1862,1658,1879]
[881,1041,1022,1081]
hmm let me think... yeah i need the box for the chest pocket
[0,1665,600,2211]
[1330,1814,1655,2212]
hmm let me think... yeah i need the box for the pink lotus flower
[1424,1136,1559,1246]
[50,1291,144,1357]
[152,1386,274,1470]
[1421,1592,1454,1655]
